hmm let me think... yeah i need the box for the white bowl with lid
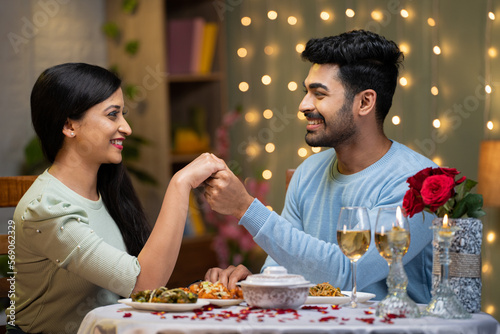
[237,266,312,309]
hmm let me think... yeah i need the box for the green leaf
[455,179,478,202]
[122,0,139,14]
[451,193,483,219]
[124,84,139,100]
[102,22,120,39]
[125,40,140,55]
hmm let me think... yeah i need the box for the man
[203,30,437,303]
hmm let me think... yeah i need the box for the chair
[0,176,37,333]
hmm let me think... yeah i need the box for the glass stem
[351,260,358,307]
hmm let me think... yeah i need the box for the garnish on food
[131,287,198,303]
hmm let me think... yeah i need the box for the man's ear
[358,89,377,116]
[62,119,75,138]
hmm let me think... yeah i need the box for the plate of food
[184,281,244,307]
[118,298,209,312]
[203,299,244,307]
[119,287,210,312]
[305,282,375,305]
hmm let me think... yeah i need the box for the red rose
[407,167,433,191]
[403,188,425,218]
[435,168,460,178]
[420,175,455,211]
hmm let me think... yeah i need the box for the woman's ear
[62,119,76,138]
[358,89,377,116]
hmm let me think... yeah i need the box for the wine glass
[374,206,420,318]
[336,206,371,308]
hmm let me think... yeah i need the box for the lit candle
[439,214,453,238]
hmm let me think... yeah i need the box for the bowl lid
[239,266,309,286]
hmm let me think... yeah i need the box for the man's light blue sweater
[239,141,437,304]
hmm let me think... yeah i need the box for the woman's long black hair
[30,62,151,256]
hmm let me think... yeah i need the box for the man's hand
[204,265,252,290]
[203,167,254,220]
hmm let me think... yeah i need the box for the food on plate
[185,281,243,299]
[131,287,198,304]
[309,282,345,297]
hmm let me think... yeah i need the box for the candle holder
[375,207,420,318]
[424,223,472,319]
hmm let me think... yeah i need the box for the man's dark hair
[301,30,404,125]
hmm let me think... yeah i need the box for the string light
[237,48,247,58]
[392,115,401,125]
[265,143,275,153]
[486,305,495,315]
[427,17,436,26]
[485,84,492,94]
[433,119,441,128]
[296,43,305,53]
[262,169,272,180]
[267,10,278,20]
[298,147,308,157]
[433,45,441,55]
[488,47,497,58]
[371,10,383,21]
[239,82,249,92]
[400,9,409,18]
[297,111,306,120]
[320,11,331,20]
[266,205,273,211]
[261,75,272,85]
[488,11,496,20]
[264,46,274,55]
[245,110,258,123]
[241,17,251,26]
[399,43,410,55]
[245,143,260,157]
[487,232,496,243]
[399,77,408,86]
[311,147,322,153]
[431,86,439,95]
[345,9,355,18]
[263,109,273,119]
[487,121,494,130]
[288,81,298,91]
[432,157,442,166]
[287,16,297,25]
[483,263,492,274]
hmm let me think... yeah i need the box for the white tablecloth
[78,301,500,334]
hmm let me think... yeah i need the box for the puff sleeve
[19,193,141,297]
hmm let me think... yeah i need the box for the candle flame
[396,206,403,226]
[443,214,448,227]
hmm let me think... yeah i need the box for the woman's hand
[174,153,226,190]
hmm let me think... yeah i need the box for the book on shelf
[167,17,218,75]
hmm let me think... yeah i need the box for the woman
[11,63,225,333]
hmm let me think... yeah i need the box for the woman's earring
[70,132,75,137]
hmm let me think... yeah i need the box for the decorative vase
[431,218,482,313]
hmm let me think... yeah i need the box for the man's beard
[305,99,356,148]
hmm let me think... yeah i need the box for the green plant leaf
[102,22,120,39]
[124,84,139,100]
[455,179,478,202]
[125,40,140,55]
[122,0,139,14]
[451,193,484,219]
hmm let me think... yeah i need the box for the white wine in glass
[337,206,371,308]
[374,206,420,318]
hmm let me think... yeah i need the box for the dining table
[77,298,500,334]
